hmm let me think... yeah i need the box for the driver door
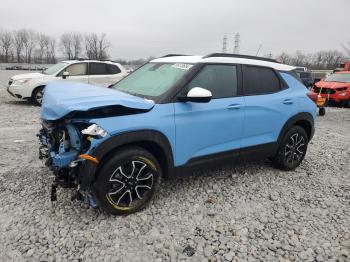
[174,64,244,167]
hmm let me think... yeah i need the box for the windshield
[44,62,68,75]
[112,62,192,97]
[324,73,350,83]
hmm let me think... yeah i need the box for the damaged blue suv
[38,54,317,215]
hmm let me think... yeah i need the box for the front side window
[62,63,87,76]
[185,64,238,98]
[112,62,191,97]
[243,66,281,95]
[45,62,68,75]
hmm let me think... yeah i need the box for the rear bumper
[308,91,349,104]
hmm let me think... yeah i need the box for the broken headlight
[81,124,108,137]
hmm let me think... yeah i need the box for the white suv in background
[7,60,128,105]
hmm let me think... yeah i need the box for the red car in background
[309,72,350,107]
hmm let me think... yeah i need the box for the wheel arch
[31,85,46,98]
[80,130,174,188]
[278,112,315,143]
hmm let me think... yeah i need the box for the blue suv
[38,53,317,214]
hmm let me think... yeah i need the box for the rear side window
[90,63,108,75]
[243,66,281,95]
[90,63,121,75]
[185,64,237,98]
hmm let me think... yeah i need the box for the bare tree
[277,50,346,70]
[276,52,291,64]
[72,33,82,58]
[13,30,26,62]
[37,33,50,64]
[0,30,13,62]
[20,29,37,63]
[60,33,74,59]
[97,33,110,59]
[322,50,345,69]
[85,33,110,59]
[341,41,350,57]
[48,38,56,63]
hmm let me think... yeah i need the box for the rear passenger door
[88,62,123,87]
[241,65,297,149]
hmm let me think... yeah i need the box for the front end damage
[38,119,107,208]
[37,81,155,209]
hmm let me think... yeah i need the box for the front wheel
[93,147,162,215]
[273,126,309,171]
[31,86,45,106]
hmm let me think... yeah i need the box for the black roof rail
[203,53,279,63]
[161,54,190,58]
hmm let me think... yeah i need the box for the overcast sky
[0,0,349,59]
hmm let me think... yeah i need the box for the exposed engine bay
[38,119,106,208]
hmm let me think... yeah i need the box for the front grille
[313,87,336,94]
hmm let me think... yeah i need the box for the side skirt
[174,142,278,176]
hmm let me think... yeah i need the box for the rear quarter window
[107,64,121,74]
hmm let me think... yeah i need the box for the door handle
[283,99,294,105]
[227,104,241,110]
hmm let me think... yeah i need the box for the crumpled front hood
[316,81,350,89]
[11,72,44,80]
[41,81,155,120]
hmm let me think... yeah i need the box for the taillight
[307,91,315,101]
[306,91,325,106]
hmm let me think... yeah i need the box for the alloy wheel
[284,133,305,165]
[106,160,154,208]
[36,90,44,104]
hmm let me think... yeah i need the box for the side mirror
[62,71,69,79]
[178,87,212,103]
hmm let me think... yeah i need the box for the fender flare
[277,112,315,144]
[80,129,174,188]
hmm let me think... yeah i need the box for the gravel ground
[0,70,349,261]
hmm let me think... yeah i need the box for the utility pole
[233,33,240,54]
[222,35,227,53]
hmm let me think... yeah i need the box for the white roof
[151,55,295,71]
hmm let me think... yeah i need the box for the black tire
[273,126,309,171]
[318,107,326,116]
[93,146,162,215]
[31,86,45,106]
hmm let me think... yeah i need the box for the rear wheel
[93,147,162,215]
[273,126,308,171]
[31,86,45,106]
